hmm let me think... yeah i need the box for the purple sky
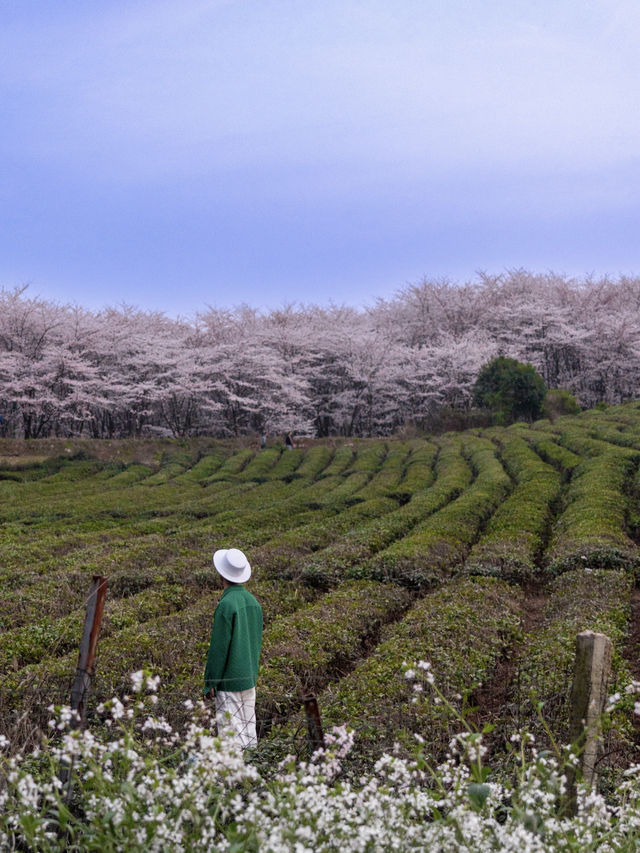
[2,0,640,316]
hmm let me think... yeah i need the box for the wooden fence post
[69,575,109,728]
[565,630,612,812]
[303,695,325,752]
[59,575,108,798]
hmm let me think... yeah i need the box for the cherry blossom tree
[1,273,639,438]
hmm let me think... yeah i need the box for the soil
[467,584,547,758]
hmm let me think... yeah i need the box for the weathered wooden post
[59,575,108,798]
[565,630,612,812]
[303,694,325,752]
[69,575,109,728]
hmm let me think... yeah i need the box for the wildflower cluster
[1,668,640,851]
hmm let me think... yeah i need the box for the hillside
[1,403,640,777]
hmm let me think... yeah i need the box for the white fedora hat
[213,547,251,584]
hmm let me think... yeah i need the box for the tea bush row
[298,437,471,585]
[0,579,317,743]
[253,450,422,568]
[463,433,561,580]
[352,442,413,500]
[212,477,399,553]
[555,422,638,459]
[341,442,388,475]
[546,450,640,573]
[581,420,640,450]
[172,447,230,482]
[0,583,195,674]
[255,495,401,574]
[258,579,412,725]
[397,440,438,493]
[269,577,522,766]
[361,437,511,588]
[314,444,356,477]
[515,568,631,750]
[256,447,305,480]
[525,430,580,476]
[0,455,365,598]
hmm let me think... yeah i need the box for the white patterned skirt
[215,687,257,749]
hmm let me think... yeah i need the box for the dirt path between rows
[467,586,547,758]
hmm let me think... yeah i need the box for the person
[260,433,267,450]
[203,547,263,749]
[285,432,293,450]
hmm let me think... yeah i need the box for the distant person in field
[285,431,294,450]
[260,433,267,450]
[204,548,263,749]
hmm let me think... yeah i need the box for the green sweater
[204,585,263,694]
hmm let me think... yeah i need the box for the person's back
[203,548,263,749]
[204,584,262,693]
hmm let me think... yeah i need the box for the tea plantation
[2,402,640,775]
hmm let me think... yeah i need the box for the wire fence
[0,667,457,765]
[2,656,637,803]
[0,666,583,762]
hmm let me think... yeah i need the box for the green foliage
[552,414,640,458]
[516,569,631,745]
[259,447,304,480]
[0,584,193,672]
[397,440,438,493]
[353,442,412,500]
[235,447,283,481]
[579,417,640,451]
[36,456,104,482]
[290,444,333,479]
[139,446,198,485]
[525,431,580,475]
[338,442,386,475]
[473,356,547,423]
[317,444,355,477]
[173,449,229,482]
[256,496,400,577]
[464,434,561,580]
[317,471,373,507]
[259,580,411,722]
[364,437,510,587]
[210,480,318,541]
[546,450,640,574]
[299,438,470,585]
[543,388,580,421]
[1,580,317,735]
[4,403,640,776]
[108,463,154,484]
[283,577,522,764]
[205,448,255,481]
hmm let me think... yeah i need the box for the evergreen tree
[473,356,547,423]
